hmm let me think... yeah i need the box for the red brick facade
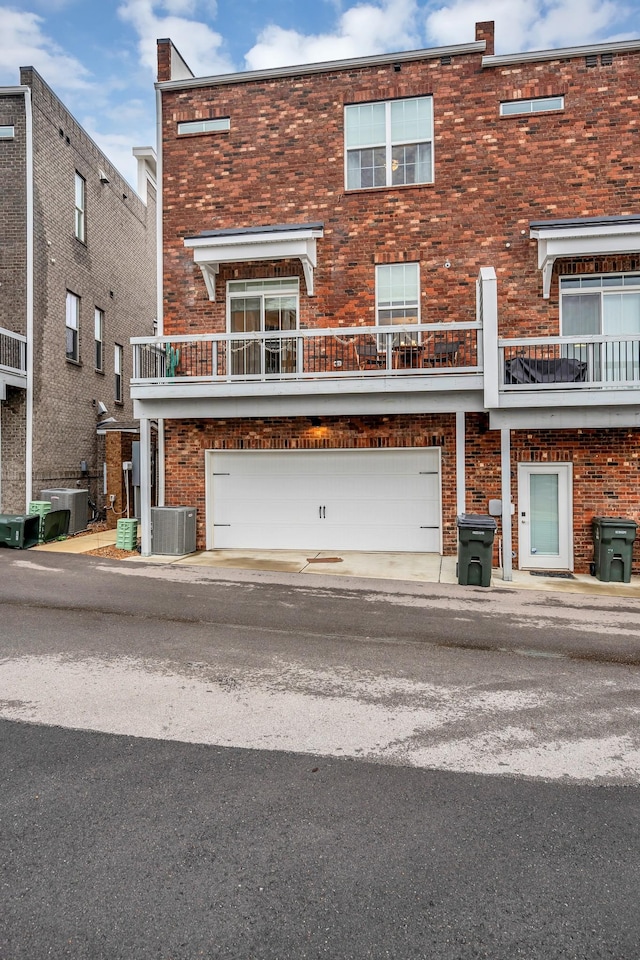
[155,25,640,572]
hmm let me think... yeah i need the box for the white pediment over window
[530,215,640,298]
[184,222,324,301]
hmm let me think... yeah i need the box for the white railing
[0,326,27,378]
[132,322,481,384]
[500,334,640,389]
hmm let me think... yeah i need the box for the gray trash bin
[457,514,497,587]
[0,513,40,549]
[591,517,637,583]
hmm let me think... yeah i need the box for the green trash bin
[0,513,41,549]
[116,518,139,551]
[591,517,637,583]
[457,514,497,588]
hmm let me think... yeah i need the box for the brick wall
[9,68,157,514]
[159,44,640,340]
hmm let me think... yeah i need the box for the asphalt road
[1,550,640,958]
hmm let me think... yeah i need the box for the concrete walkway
[30,527,640,599]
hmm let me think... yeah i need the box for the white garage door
[207,448,441,552]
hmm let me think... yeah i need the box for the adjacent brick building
[0,68,157,519]
[131,22,640,576]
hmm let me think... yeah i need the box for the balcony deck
[131,322,484,417]
[0,327,27,389]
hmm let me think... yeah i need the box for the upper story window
[227,278,299,376]
[345,97,433,190]
[500,96,564,117]
[74,172,86,242]
[0,125,15,139]
[94,308,104,371]
[114,343,123,403]
[66,291,80,362]
[177,118,230,135]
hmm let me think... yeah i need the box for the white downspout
[501,427,513,581]
[455,411,466,518]
[24,86,34,508]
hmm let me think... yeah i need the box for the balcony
[497,333,640,408]
[131,322,483,418]
[0,326,27,389]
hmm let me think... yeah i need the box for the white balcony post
[501,427,513,581]
[478,267,499,409]
[140,416,152,556]
[456,411,466,517]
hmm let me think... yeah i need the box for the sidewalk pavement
[30,528,640,599]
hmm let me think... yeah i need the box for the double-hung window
[376,263,420,347]
[94,308,104,371]
[65,291,80,361]
[114,343,123,402]
[75,172,86,242]
[561,273,640,382]
[227,278,299,376]
[345,97,433,190]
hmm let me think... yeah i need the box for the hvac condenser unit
[40,488,89,535]
[150,506,197,555]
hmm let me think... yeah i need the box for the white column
[501,427,512,581]
[140,417,152,556]
[478,266,499,410]
[455,411,466,517]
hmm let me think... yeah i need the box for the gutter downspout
[25,85,33,508]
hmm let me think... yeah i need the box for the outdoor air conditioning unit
[150,506,197,555]
[40,488,89,535]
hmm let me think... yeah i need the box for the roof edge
[483,36,640,68]
[156,40,486,91]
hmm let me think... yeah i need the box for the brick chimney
[475,21,495,56]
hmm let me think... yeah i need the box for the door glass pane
[230,297,260,374]
[530,473,559,555]
[562,293,600,336]
[602,292,640,381]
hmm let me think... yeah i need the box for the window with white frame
[227,278,299,376]
[74,171,86,242]
[561,273,640,382]
[500,96,564,117]
[0,125,15,139]
[94,308,104,371]
[345,97,433,190]
[65,291,80,361]
[376,263,420,329]
[114,343,123,402]
[177,118,230,135]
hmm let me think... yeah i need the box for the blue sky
[1,0,637,190]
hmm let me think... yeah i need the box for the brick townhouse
[131,21,640,576]
[0,68,157,518]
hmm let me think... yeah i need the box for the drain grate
[306,557,343,563]
[530,570,576,579]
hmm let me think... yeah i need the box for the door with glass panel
[518,463,573,570]
[561,274,640,383]
[228,278,298,376]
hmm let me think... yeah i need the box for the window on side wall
[94,308,104,371]
[66,291,80,362]
[114,343,123,403]
[345,97,433,190]
[500,96,564,116]
[74,171,86,242]
[227,278,299,376]
[376,263,420,346]
[560,273,640,382]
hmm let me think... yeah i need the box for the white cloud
[245,0,420,70]
[0,6,92,90]
[424,0,632,54]
[118,0,233,77]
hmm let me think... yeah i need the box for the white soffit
[530,218,640,298]
[184,224,324,300]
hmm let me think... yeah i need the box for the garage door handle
[318,505,326,519]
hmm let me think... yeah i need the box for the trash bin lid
[592,516,638,528]
[456,514,498,530]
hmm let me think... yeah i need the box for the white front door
[206,448,441,552]
[518,463,573,570]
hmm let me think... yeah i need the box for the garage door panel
[210,450,441,552]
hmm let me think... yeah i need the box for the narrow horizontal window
[0,125,15,139]
[177,118,230,135]
[500,96,564,117]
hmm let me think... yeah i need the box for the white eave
[483,36,640,68]
[184,223,324,300]
[530,216,640,298]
